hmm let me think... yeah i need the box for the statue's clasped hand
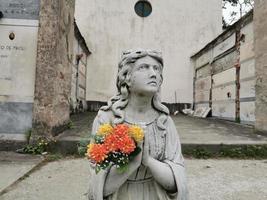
[141,134,153,167]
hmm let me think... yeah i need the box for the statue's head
[101,49,169,127]
[116,49,163,96]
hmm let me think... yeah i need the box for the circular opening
[9,32,15,40]
[134,1,152,17]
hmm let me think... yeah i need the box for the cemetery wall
[192,11,255,124]
[75,0,222,111]
[70,22,91,114]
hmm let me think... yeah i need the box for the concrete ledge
[254,129,267,137]
[2,112,267,158]
[52,137,267,156]
[0,134,27,151]
[1,134,267,157]
[50,139,83,155]
[182,142,267,153]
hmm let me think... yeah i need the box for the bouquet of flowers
[87,124,144,174]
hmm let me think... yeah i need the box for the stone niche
[0,0,40,135]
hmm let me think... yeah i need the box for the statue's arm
[142,136,177,193]
[142,116,186,193]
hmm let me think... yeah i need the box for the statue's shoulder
[156,114,173,125]
[95,109,114,124]
[164,115,177,130]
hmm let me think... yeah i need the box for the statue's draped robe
[88,111,188,200]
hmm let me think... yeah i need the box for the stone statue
[88,49,188,200]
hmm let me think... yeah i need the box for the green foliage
[220,145,267,158]
[95,164,101,174]
[184,148,212,159]
[67,120,74,129]
[94,135,104,144]
[95,160,111,174]
[222,0,254,28]
[22,138,48,154]
[184,145,267,159]
[77,139,90,156]
[129,146,142,160]
[223,0,239,6]
[24,129,32,144]
[235,117,241,123]
[94,152,131,174]
[223,0,253,6]
[116,163,129,174]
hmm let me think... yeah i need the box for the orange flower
[88,144,108,163]
[119,135,136,154]
[104,124,129,152]
[104,126,136,154]
[113,124,129,137]
[104,133,119,152]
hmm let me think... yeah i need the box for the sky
[223,0,254,25]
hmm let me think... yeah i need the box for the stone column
[32,0,75,138]
[254,0,267,134]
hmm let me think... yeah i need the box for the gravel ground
[1,158,267,200]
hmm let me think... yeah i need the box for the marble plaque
[0,24,38,102]
[0,0,40,20]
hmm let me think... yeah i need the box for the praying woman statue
[87,49,188,200]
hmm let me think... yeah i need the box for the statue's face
[129,56,162,95]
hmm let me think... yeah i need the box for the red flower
[89,144,108,163]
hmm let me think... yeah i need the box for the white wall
[75,0,222,103]
[0,19,38,103]
[0,18,38,133]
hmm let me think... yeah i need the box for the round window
[134,1,152,17]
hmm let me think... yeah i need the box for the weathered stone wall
[192,12,255,124]
[32,0,75,137]
[254,0,267,133]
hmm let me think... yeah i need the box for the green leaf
[94,135,104,144]
[129,146,141,160]
[117,164,129,173]
[78,140,90,147]
[100,162,110,170]
[95,165,101,174]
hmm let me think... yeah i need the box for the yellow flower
[129,125,144,142]
[87,143,94,152]
[97,124,113,136]
[87,143,94,157]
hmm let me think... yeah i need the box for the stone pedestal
[254,0,267,134]
[32,0,75,138]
